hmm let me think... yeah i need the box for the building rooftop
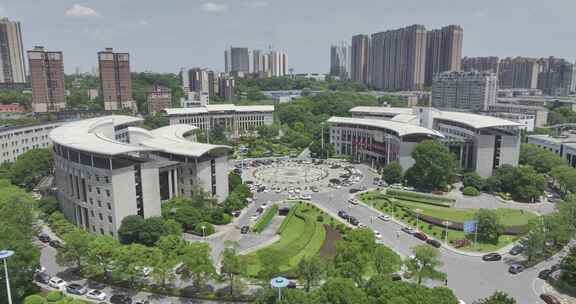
[134,124,230,157]
[328,116,444,138]
[50,115,153,156]
[434,111,521,129]
[164,104,274,115]
[349,106,414,115]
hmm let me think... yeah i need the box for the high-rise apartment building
[424,25,463,86]
[499,57,540,89]
[147,84,172,114]
[98,48,136,112]
[369,24,427,91]
[350,34,369,84]
[0,18,26,85]
[224,47,249,74]
[252,49,269,76]
[27,46,66,112]
[330,42,350,79]
[189,68,210,93]
[268,51,288,77]
[219,76,236,101]
[537,57,576,96]
[431,71,497,111]
[461,56,500,74]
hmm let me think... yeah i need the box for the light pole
[270,276,289,301]
[442,221,452,244]
[0,250,14,304]
[201,225,206,240]
[415,209,422,232]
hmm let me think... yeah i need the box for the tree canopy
[405,140,458,190]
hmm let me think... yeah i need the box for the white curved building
[50,115,229,237]
[333,106,522,177]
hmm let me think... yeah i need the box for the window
[88,185,92,192]
[96,187,101,194]
[90,210,94,216]
[89,198,93,205]
[99,213,103,220]
[107,203,111,210]
[108,216,112,223]
[95,175,100,182]
[97,200,102,207]
[100,228,104,235]
[106,190,110,197]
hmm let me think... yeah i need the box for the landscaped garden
[357,190,539,252]
[240,202,340,277]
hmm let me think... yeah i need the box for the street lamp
[201,225,206,240]
[442,221,452,244]
[270,276,289,301]
[0,250,14,304]
[414,209,422,232]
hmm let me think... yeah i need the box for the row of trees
[0,148,53,190]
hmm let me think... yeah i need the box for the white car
[288,194,298,200]
[378,215,390,222]
[250,214,259,221]
[275,188,282,193]
[86,289,107,301]
[48,277,67,290]
[299,194,312,200]
[374,230,382,239]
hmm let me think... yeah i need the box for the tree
[85,236,119,280]
[181,242,215,291]
[310,277,370,304]
[220,241,245,297]
[475,291,517,304]
[149,247,178,290]
[405,140,458,190]
[256,249,285,280]
[142,113,169,129]
[560,247,576,286]
[509,166,546,202]
[0,181,41,302]
[118,215,177,246]
[520,144,565,174]
[406,245,446,285]
[373,245,402,275]
[519,226,545,262]
[254,288,309,304]
[228,172,242,192]
[37,196,60,216]
[475,209,504,244]
[56,230,93,272]
[10,148,52,189]
[297,256,324,292]
[382,161,403,185]
[112,243,151,287]
[551,165,576,195]
[334,240,369,286]
[462,172,484,190]
[256,124,279,139]
[118,215,145,244]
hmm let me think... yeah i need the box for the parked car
[508,264,524,274]
[66,283,87,295]
[413,232,428,241]
[86,289,107,301]
[373,230,382,239]
[509,245,524,256]
[38,233,51,243]
[482,253,502,262]
[401,227,414,235]
[110,294,132,304]
[426,239,441,248]
[48,277,67,290]
[538,269,552,280]
[390,273,402,281]
[49,240,63,249]
[299,194,312,200]
[348,198,359,205]
[349,217,359,226]
[231,211,241,217]
[240,226,250,234]
[349,188,361,194]
[34,271,51,284]
[540,294,561,304]
[337,210,348,219]
[378,215,390,222]
[287,281,297,289]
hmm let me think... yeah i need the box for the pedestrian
[444,279,448,286]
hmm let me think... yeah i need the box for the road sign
[463,220,477,233]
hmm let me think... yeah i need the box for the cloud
[201,2,228,13]
[244,1,269,8]
[65,4,100,17]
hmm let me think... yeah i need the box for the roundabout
[244,158,364,192]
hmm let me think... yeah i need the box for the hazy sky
[3,0,575,74]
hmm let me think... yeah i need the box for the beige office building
[432,71,497,111]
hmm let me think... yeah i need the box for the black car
[240,226,250,234]
[482,253,502,262]
[509,245,524,256]
[337,210,349,219]
[287,281,297,289]
[34,271,51,284]
[66,283,87,295]
[349,217,359,226]
[38,233,51,243]
[390,273,402,281]
[110,294,132,304]
[508,264,524,274]
[426,239,442,248]
[349,188,361,194]
[231,211,241,217]
[538,269,552,280]
[49,240,63,249]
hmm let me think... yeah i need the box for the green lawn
[240,202,327,277]
[358,191,537,252]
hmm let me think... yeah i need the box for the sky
[2,0,575,74]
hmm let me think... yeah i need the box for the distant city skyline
[2,0,575,74]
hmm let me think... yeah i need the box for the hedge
[278,203,299,234]
[46,291,64,302]
[386,194,453,208]
[463,187,480,196]
[24,295,45,304]
[253,204,279,233]
[386,189,455,204]
[406,211,529,235]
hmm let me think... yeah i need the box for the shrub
[46,291,64,302]
[463,186,480,197]
[194,222,215,236]
[24,295,46,304]
[317,215,324,222]
[253,205,279,233]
